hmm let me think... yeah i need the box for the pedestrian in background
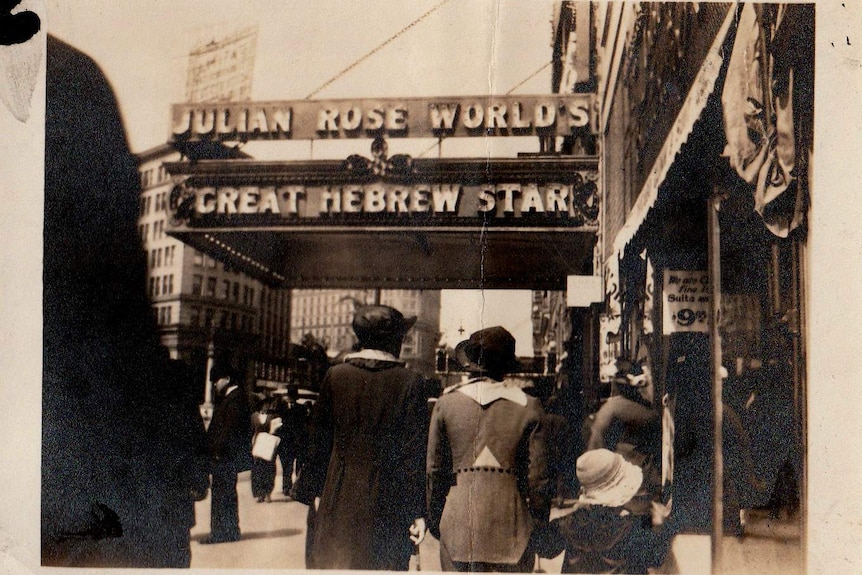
[250,397,280,503]
[293,305,428,570]
[202,366,253,544]
[275,387,308,498]
[427,326,550,572]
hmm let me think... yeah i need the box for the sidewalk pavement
[189,469,566,571]
[656,509,802,575]
[189,471,800,573]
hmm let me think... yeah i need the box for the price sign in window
[662,270,710,334]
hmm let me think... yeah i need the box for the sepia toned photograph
[2,0,858,573]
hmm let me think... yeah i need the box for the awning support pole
[708,193,724,573]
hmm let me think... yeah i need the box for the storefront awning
[611,4,738,260]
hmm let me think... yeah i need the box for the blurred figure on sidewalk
[202,366,253,544]
[542,394,574,508]
[43,35,208,567]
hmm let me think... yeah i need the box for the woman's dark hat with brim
[454,326,521,374]
[352,305,417,346]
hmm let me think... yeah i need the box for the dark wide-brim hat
[454,326,521,374]
[352,305,417,345]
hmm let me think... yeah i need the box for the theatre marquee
[166,154,599,290]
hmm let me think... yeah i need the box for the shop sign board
[170,94,597,142]
[566,275,602,307]
[662,270,710,334]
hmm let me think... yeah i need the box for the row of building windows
[191,274,256,305]
[193,252,218,268]
[290,324,352,340]
[139,191,170,216]
[293,314,353,328]
[187,305,255,332]
[260,287,290,351]
[255,362,291,383]
[149,245,177,269]
[140,165,168,190]
[155,305,172,326]
[149,274,175,298]
[138,220,167,243]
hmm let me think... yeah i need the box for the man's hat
[576,449,643,507]
[210,363,235,383]
[454,326,521,375]
[352,305,417,346]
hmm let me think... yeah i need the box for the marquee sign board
[167,156,599,230]
[164,155,600,289]
[170,94,597,142]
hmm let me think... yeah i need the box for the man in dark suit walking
[275,387,309,497]
[202,366,253,544]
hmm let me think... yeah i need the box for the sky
[47,0,560,153]
[46,0,561,354]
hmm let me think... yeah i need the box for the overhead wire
[305,0,553,158]
[305,0,454,99]
[417,61,554,158]
[505,61,552,95]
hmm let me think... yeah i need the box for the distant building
[136,143,292,391]
[531,289,569,374]
[290,289,441,377]
[186,25,258,103]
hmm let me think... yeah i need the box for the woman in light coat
[427,326,550,572]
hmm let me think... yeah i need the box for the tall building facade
[137,144,292,389]
[290,289,441,377]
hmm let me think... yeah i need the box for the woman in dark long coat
[293,305,428,570]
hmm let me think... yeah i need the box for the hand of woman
[651,500,672,526]
[409,517,427,545]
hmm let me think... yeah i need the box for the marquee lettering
[171,95,597,141]
[181,183,594,218]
